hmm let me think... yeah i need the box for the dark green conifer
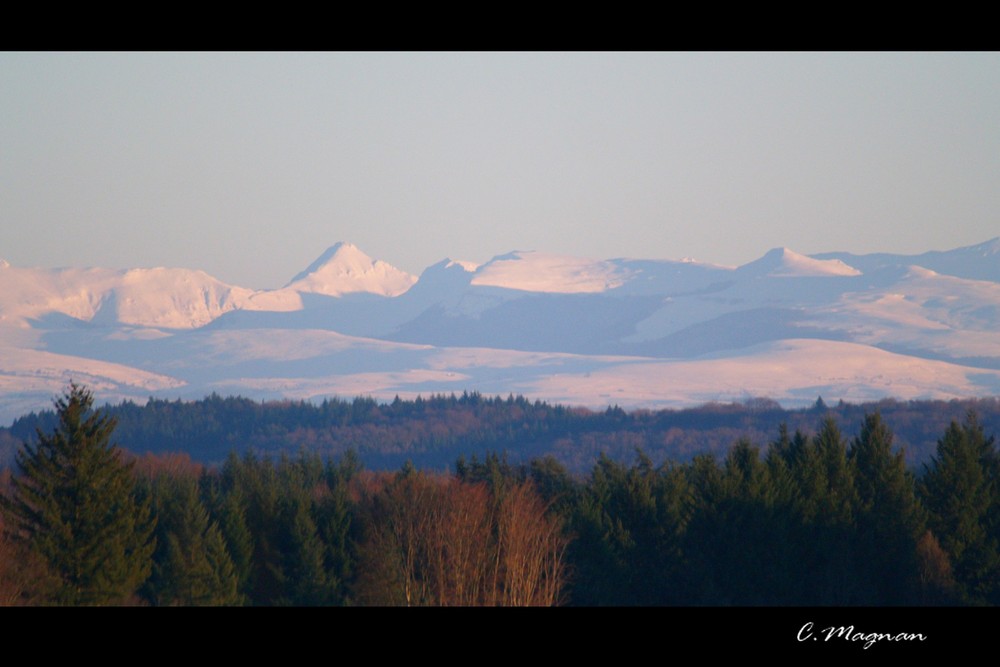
[204,480,254,598]
[143,475,242,606]
[569,453,686,605]
[811,416,858,525]
[849,411,925,603]
[0,384,155,605]
[275,490,330,605]
[920,412,1000,604]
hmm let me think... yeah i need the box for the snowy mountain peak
[287,242,366,282]
[285,242,416,297]
[740,247,862,278]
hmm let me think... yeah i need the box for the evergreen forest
[1,386,998,606]
[4,391,1000,473]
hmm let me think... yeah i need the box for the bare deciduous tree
[355,471,569,606]
[497,481,569,606]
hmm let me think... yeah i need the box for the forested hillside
[3,392,999,473]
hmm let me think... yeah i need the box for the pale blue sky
[2,51,998,288]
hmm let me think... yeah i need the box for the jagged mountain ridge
[1,237,999,423]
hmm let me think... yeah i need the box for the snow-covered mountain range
[2,238,1000,424]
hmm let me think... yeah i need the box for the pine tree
[0,384,155,605]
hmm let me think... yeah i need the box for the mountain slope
[814,237,1000,283]
[0,264,255,329]
[2,237,1000,423]
[737,247,862,277]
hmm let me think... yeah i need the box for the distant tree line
[1,385,998,606]
[3,391,1000,473]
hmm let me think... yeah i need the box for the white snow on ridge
[0,266,113,323]
[0,243,418,332]
[243,288,304,312]
[0,264,255,329]
[471,251,634,293]
[521,339,1000,410]
[0,344,187,422]
[741,248,862,277]
[108,267,256,328]
[0,345,185,391]
[446,259,479,272]
[188,328,433,364]
[803,264,1000,358]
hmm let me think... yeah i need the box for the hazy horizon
[3,52,999,288]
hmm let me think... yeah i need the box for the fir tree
[142,474,242,606]
[273,473,330,606]
[202,477,254,599]
[919,412,1000,604]
[849,411,925,603]
[0,384,155,605]
[811,416,858,525]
